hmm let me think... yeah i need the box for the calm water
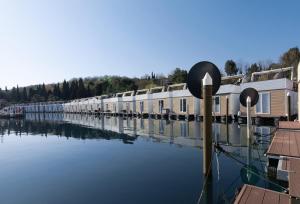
[0,113,277,204]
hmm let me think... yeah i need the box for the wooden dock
[234,184,290,204]
[288,158,300,199]
[235,121,300,204]
[279,121,300,130]
[267,130,300,158]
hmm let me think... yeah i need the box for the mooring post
[287,92,291,121]
[246,96,251,141]
[226,96,229,144]
[203,73,213,177]
[226,96,229,124]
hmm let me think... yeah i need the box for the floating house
[239,78,297,124]
[150,86,172,119]
[213,84,241,122]
[135,89,152,117]
[122,91,136,116]
[93,95,107,113]
[168,83,200,120]
[102,93,123,115]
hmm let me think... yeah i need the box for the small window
[214,96,220,113]
[256,92,270,114]
[180,98,187,112]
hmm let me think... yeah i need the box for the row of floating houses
[3,72,298,125]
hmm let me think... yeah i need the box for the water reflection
[7,113,274,163]
[0,113,276,204]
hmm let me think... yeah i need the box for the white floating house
[240,78,298,120]
[150,86,172,118]
[212,84,241,120]
[94,95,107,113]
[168,83,200,120]
[122,91,136,115]
[102,93,123,114]
[135,89,153,117]
[112,93,123,114]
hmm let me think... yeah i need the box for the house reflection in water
[22,113,274,162]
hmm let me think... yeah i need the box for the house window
[256,92,270,114]
[214,96,220,113]
[140,101,144,112]
[180,98,187,112]
[158,100,164,113]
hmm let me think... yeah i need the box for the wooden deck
[267,130,300,158]
[279,121,300,130]
[234,184,289,204]
[289,158,300,198]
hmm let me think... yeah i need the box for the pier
[234,184,290,204]
[234,120,300,203]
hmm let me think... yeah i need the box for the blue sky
[0,0,299,88]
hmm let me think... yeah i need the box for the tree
[95,82,103,96]
[22,87,28,102]
[53,83,61,99]
[28,87,34,100]
[77,78,86,98]
[69,80,78,99]
[168,68,188,84]
[280,47,300,78]
[224,60,238,76]
[280,47,300,68]
[41,83,48,101]
[16,85,21,101]
[86,85,92,97]
[246,63,262,77]
[62,80,70,100]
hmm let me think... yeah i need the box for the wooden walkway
[289,158,300,198]
[279,121,300,130]
[234,184,289,204]
[267,130,300,158]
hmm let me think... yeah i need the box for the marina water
[0,114,279,204]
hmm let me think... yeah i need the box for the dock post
[203,73,213,177]
[246,96,251,141]
[226,96,229,124]
[287,92,291,121]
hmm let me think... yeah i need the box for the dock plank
[279,194,289,204]
[246,186,265,203]
[280,133,290,157]
[238,185,252,204]
[234,185,289,204]
[290,131,299,157]
[267,130,300,158]
[263,190,279,204]
[279,121,300,130]
[289,158,300,198]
